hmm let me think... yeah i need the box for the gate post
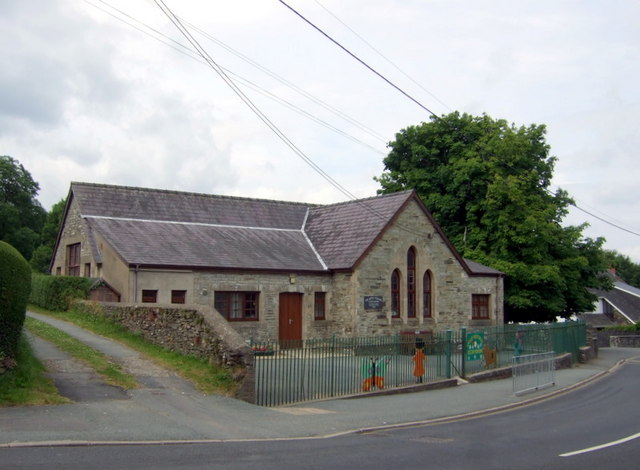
[445,330,452,379]
[460,327,467,378]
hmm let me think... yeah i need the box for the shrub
[0,241,31,358]
[606,321,640,332]
[30,273,93,311]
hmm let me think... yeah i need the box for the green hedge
[606,321,640,332]
[0,241,32,358]
[30,274,93,311]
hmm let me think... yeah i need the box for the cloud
[1,0,640,262]
[0,1,127,130]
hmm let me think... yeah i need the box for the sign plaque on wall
[364,296,384,311]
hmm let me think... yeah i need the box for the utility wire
[553,186,635,232]
[313,0,451,113]
[91,1,640,243]
[152,0,429,238]
[134,0,387,143]
[181,17,388,142]
[277,0,438,117]
[153,0,361,202]
[547,188,640,237]
[88,0,385,154]
[572,205,640,237]
[88,0,425,237]
[88,0,430,238]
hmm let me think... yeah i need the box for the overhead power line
[572,205,640,237]
[151,0,429,239]
[152,0,361,203]
[546,188,640,238]
[313,0,451,113]
[89,0,385,154]
[181,17,388,143]
[277,0,438,117]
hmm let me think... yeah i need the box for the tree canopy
[377,112,610,323]
[30,198,66,273]
[0,156,46,261]
[602,250,640,287]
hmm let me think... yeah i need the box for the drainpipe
[496,275,503,323]
[134,264,140,302]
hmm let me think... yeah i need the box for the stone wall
[592,329,640,347]
[192,271,333,342]
[72,300,256,403]
[351,199,503,336]
[610,335,640,347]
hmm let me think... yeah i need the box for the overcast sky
[2,0,639,261]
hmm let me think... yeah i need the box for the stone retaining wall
[592,330,640,347]
[610,335,640,348]
[71,300,256,403]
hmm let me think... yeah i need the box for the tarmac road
[0,311,638,447]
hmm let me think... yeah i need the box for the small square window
[171,290,186,304]
[142,290,158,303]
[314,292,326,320]
[472,294,490,319]
[84,263,91,277]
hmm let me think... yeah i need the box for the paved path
[1,312,638,446]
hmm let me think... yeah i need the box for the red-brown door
[279,293,303,347]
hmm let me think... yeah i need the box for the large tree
[377,112,610,323]
[30,199,66,273]
[0,156,46,261]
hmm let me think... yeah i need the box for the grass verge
[0,334,70,407]
[28,305,237,395]
[25,317,138,390]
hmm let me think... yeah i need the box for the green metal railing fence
[252,321,586,406]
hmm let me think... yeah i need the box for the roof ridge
[71,181,319,208]
[84,215,303,232]
[311,189,415,210]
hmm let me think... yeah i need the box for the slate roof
[578,312,617,328]
[589,279,640,324]
[463,259,504,276]
[72,182,310,229]
[86,217,324,271]
[64,182,501,276]
[305,191,414,270]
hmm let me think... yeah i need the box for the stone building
[51,182,504,341]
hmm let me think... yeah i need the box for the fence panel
[463,321,585,375]
[512,352,556,396]
[252,321,585,406]
[253,335,450,406]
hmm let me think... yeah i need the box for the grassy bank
[25,316,138,390]
[0,335,69,407]
[28,305,237,395]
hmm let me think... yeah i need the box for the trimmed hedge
[0,241,32,358]
[606,322,640,332]
[30,274,93,311]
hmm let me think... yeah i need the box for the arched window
[407,248,416,318]
[423,271,432,318]
[391,269,401,318]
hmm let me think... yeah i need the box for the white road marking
[560,432,640,457]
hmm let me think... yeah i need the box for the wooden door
[279,293,303,347]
